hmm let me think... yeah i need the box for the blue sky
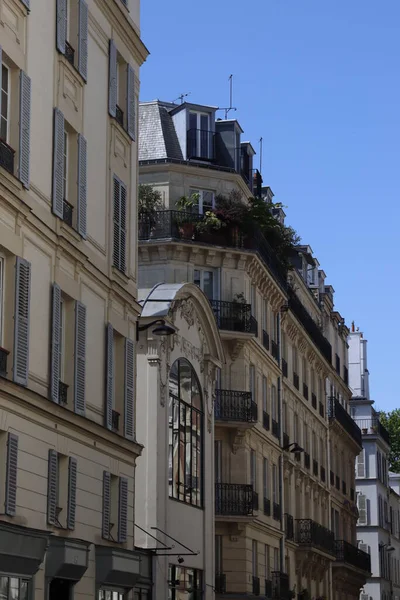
[140,1,400,411]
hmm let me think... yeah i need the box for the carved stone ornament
[173,298,196,329]
[231,429,247,454]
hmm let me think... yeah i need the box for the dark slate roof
[139,101,183,161]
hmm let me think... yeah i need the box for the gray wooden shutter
[118,477,128,543]
[127,65,136,141]
[13,257,31,386]
[102,471,111,539]
[108,40,117,118]
[50,283,61,403]
[74,301,86,415]
[113,177,121,270]
[19,71,31,189]
[358,493,368,525]
[77,134,87,238]
[52,108,65,218]
[105,324,114,430]
[56,0,67,54]
[124,338,134,440]
[67,457,77,530]
[78,0,88,81]
[5,433,18,516]
[47,450,58,525]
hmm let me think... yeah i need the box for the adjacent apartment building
[0,0,148,598]
[137,99,370,599]
[349,325,399,600]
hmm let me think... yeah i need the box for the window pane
[202,271,213,300]
[202,191,214,211]
[0,578,8,599]
[189,113,197,130]
[193,270,200,288]
[180,360,192,405]
[10,579,19,600]
[19,582,28,600]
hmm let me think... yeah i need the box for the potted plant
[175,193,199,239]
[138,184,163,238]
[195,210,225,243]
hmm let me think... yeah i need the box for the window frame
[193,267,218,300]
[168,565,203,599]
[63,130,68,201]
[0,576,30,600]
[189,187,215,214]
[1,64,10,143]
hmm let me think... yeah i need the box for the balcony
[264,497,271,516]
[265,579,272,598]
[252,576,260,596]
[282,358,288,378]
[215,389,257,423]
[0,347,9,378]
[0,138,15,175]
[273,502,281,521]
[334,540,371,573]
[287,289,332,364]
[293,372,299,390]
[311,392,317,409]
[262,329,270,351]
[271,339,279,362]
[215,483,255,517]
[296,519,335,556]
[272,419,279,439]
[263,411,270,431]
[59,381,68,405]
[304,453,310,469]
[354,417,390,446]
[65,40,75,66]
[63,199,73,227]
[313,460,318,477]
[271,572,289,600]
[215,573,226,593]
[211,300,257,335]
[321,466,326,482]
[285,513,294,540]
[115,104,124,127]
[303,383,309,401]
[328,397,362,448]
[187,128,215,161]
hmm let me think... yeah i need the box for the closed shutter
[67,457,77,529]
[108,40,117,118]
[50,283,61,403]
[19,71,31,189]
[113,177,127,272]
[74,301,86,415]
[105,324,114,430]
[78,0,88,81]
[358,493,367,525]
[118,477,128,543]
[124,338,134,440]
[356,449,365,478]
[56,0,67,54]
[126,65,135,141]
[47,450,58,525]
[102,471,111,539]
[5,433,18,516]
[77,134,87,238]
[13,257,31,386]
[52,108,65,218]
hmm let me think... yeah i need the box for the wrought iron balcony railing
[285,513,294,540]
[282,358,288,378]
[63,199,73,227]
[328,397,362,448]
[311,392,317,409]
[0,347,9,378]
[211,300,258,335]
[0,138,15,175]
[187,128,215,161]
[264,497,271,516]
[65,40,75,65]
[215,389,257,423]
[272,419,279,439]
[215,573,226,593]
[59,381,68,405]
[252,576,260,596]
[215,483,255,516]
[263,411,270,430]
[262,329,270,351]
[271,572,289,599]
[334,540,371,573]
[293,372,299,390]
[354,417,390,445]
[271,339,279,362]
[296,518,335,555]
[273,502,281,521]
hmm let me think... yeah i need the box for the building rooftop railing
[354,417,390,445]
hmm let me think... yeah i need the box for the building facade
[138,99,370,599]
[0,0,148,598]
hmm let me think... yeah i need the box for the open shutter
[124,338,134,440]
[5,433,18,516]
[356,449,366,478]
[19,71,31,189]
[120,182,127,272]
[126,65,135,141]
[78,0,88,81]
[118,477,128,543]
[67,457,77,530]
[358,494,367,525]
[52,108,65,218]
[47,450,58,525]
[56,0,67,53]
[74,301,86,415]
[13,257,31,386]
[102,471,111,539]
[77,134,87,238]
[50,283,61,403]
[105,324,114,430]
[108,40,117,118]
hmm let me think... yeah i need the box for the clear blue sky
[140,1,400,411]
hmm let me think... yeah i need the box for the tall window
[263,458,269,500]
[0,578,29,600]
[273,547,279,571]
[0,257,3,345]
[272,464,278,504]
[262,376,268,413]
[188,112,211,159]
[262,299,268,332]
[1,65,9,142]
[168,565,203,600]
[215,440,222,483]
[113,176,127,272]
[282,402,288,435]
[250,284,257,318]
[193,268,217,300]
[265,545,270,580]
[303,423,309,453]
[250,449,257,493]
[250,364,256,402]
[169,358,203,507]
[215,536,223,575]
[294,414,299,443]
[271,385,277,421]
[189,188,214,214]
[252,541,258,578]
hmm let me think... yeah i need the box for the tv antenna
[218,74,237,120]
[172,92,191,105]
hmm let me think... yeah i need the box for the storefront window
[168,565,203,599]
[0,578,29,600]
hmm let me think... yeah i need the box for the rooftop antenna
[217,74,237,119]
[172,92,191,105]
[259,137,263,174]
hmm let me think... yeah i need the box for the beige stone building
[138,99,370,599]
[0,0,148,598]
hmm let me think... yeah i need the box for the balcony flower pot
[195,211,225,245]
[175,193,199,240]
[362,428,368,434]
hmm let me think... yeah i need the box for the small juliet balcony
[215,483,256,518]
[296,518,335,557]
[215,389,257,425]
[333,540,371,573]
[211,300,258,336]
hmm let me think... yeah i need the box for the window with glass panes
[0,577,29,600]
[168,565,203,599]
[189,188,214,214]
[193,268,217,300]
[1,65,9,141]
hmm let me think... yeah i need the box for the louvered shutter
[127,65,135,141]
[47,450,58,525]
[78,0,88,81]
[358,494,367,525]
[67,457,77,529]
[356,449,366,478]
[102,471,111,539]
[50,283,61,403]
[19,71,31,189]
[118,477,128,543]
[105,324,114,430]
[77,134,87,238]
[56,0,67,54]
[13,257,31,386]
[5,433,18,516]
[112,177,127,272]
[74,301,86,415]
[124,338,134,440]
[359,543,370,554]
[108,40,117,118]
[52,108,65,218]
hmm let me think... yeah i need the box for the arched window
[168,358,203,507]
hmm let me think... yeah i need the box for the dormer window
[187,112,212,159]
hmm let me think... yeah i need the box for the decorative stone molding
[230,429,247,454]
